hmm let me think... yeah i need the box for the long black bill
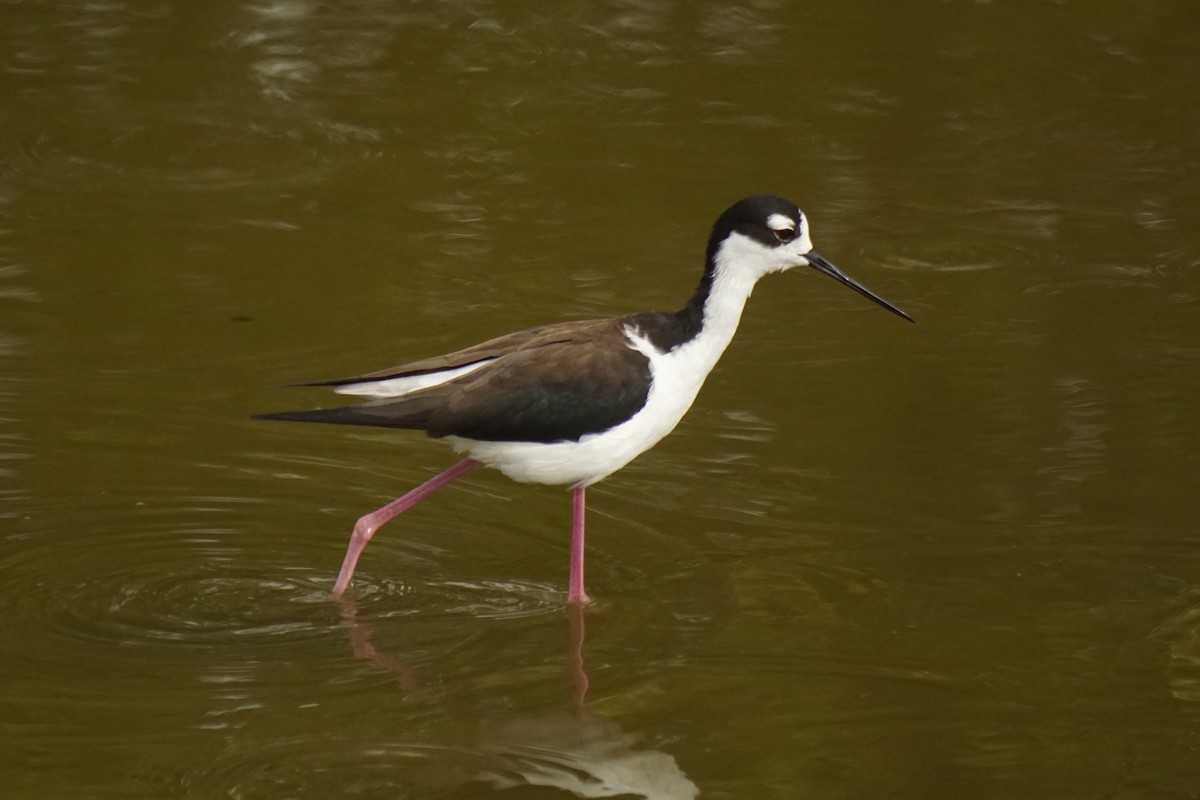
[806,250,914,323]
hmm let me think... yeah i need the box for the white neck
[686,256,757,375]
[679,230,791,375]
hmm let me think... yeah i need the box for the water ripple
[0,533,335,667]
[336,574,568,621]
[172,712,697,799]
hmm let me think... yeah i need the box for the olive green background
[2,2,1198,797]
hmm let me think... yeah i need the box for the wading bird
[255,194,913,603]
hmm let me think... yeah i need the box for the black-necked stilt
[256,194,913,603]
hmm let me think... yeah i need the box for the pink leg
[331,458,480,597]
[567,485,591,605]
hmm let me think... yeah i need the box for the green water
[2,1,1198,797]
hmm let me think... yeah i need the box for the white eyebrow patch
[766,213,795,232]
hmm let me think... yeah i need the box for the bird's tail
[252,393,440,431]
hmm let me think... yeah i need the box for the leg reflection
[568,599,589,710]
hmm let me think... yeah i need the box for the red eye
[774,227,795,243]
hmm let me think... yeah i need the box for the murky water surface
[2,2,1199,797]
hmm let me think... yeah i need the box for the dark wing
[256,317,654,444]
[425,330,651,442]
[296,319,608,387]
[252,391,444,430]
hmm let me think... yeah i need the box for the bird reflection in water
[334,599,698,799]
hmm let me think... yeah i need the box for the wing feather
[257,316,654,444]
[298,319,607,388]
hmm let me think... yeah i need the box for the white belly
[442,262,756,486]
[446,328,714,487]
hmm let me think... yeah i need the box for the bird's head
[707,194,913,322]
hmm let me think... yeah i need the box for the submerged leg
[331,458,480,597]
[567,485,590,605]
